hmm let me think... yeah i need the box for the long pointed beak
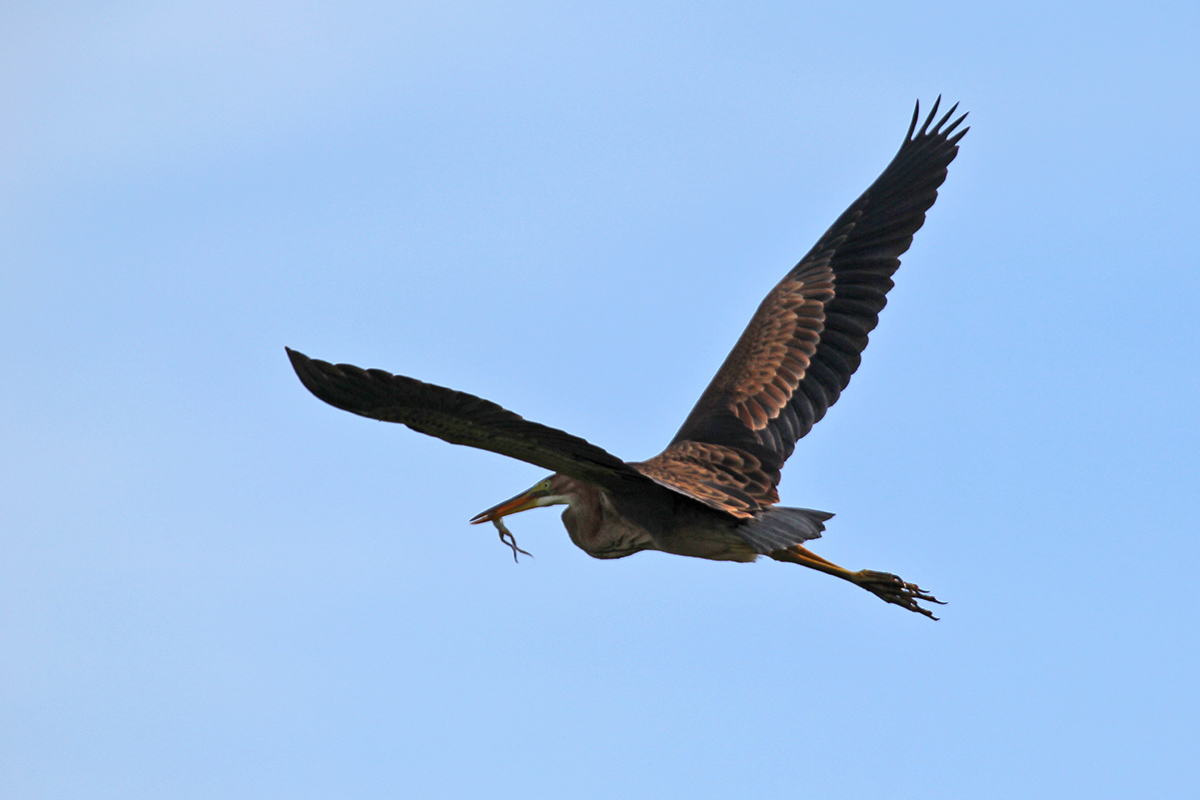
[469,489,542,525]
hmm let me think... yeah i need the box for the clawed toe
[855,570,944,620]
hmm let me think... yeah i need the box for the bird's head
[469,474,577,525]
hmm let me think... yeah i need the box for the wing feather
[286,348,650,493]
[631,441,780,519]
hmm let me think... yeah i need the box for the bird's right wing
[668,99,967,477]
[287,348,653,493]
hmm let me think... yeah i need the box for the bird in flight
[288,98,967,618]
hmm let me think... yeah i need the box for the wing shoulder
[632,440,780,519]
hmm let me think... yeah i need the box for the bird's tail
[738,507,833,555]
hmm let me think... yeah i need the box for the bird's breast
[562,490,757,563]
[561,496,657,560]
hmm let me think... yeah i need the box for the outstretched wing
[287,348,652,493]
[665,98,967,487]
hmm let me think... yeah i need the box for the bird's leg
[492,517,533,563]
[770,544,944,619]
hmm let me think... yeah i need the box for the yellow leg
[770,545,944,620]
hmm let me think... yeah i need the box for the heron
[287,98,967,619]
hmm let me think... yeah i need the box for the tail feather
[738,507,833,555]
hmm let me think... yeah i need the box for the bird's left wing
[286,348,653,493]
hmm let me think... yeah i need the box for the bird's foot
[853,570,944,620]
[492,517,533,563]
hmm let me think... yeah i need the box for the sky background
[3,2,1198,798]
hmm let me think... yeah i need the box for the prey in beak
[469,478,559,562]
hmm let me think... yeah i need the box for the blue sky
[3,2,1198,798]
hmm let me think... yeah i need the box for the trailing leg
[770,544,944,619]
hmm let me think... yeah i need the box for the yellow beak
[469,488,542,525]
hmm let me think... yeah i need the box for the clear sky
[3,2,1198,798]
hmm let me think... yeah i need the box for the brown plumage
[287,98,968,618]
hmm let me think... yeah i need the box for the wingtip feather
[906,99,921,140]
[917,95,942,138]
